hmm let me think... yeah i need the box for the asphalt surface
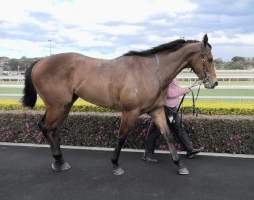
[0,145,254,200]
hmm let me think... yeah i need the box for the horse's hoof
[51,161,71,172]
[113,167,125,176]
[178,167,190,175]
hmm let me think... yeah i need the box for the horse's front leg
[151,107,189,175]
[111,110,140,175]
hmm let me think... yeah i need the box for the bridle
[200,51,212,85]
[177,52,210,119]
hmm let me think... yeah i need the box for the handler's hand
[189,81,201,88]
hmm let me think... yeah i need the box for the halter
[177,51,210,121]
[200,52,210,84]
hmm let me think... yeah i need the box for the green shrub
[1,99,254,115]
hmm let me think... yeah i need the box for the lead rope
[194,82,202,116]
[190,82,202,117]
[178,80,202,127]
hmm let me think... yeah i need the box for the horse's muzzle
[204,80,218,89]
[213,81,219,88]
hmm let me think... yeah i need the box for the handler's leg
[142,121,160,162]
[151,107,189,175]
[165,107,201,158]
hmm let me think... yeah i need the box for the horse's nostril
[214,81,218,87]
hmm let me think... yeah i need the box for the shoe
[186,148,203,159]
[142,152,158,163]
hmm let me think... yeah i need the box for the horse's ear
[202,34,208,47]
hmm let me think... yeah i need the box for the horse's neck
[158,43,200,87]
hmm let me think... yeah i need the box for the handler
[143,78,202,162]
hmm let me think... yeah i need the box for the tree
[8,59,19,71]
[231,56,245,62]
[225,61,246,70]
[214,58,225,69]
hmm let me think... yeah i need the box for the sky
[0,0,254,60]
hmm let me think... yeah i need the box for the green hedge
[1,98,254,115]
[0,103,113,113]
[0,111,254,154]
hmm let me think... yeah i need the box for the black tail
[22,60,39,108]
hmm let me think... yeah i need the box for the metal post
[48,39,52,56]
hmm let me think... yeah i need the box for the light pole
[48,39,52,55]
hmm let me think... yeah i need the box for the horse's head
[189,34,218,89]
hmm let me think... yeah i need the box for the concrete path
[0,145,254,200]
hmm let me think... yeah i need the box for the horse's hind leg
[39,108,70,171]
[150,107,189,175]
[39,97,77,172]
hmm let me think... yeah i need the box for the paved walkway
[0,145,254,200]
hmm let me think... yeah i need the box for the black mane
[123,39,210,57]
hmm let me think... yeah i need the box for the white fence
[1,70,254,82]
[178,70,254,82]
[1,84,254,89]
[1,94,254,100]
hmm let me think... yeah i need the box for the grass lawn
[1,87,254,97]
[190,89,254,96]
[0,88,22,94]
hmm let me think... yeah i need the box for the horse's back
[31,53,88,106]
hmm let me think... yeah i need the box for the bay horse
[22,34,217,175]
